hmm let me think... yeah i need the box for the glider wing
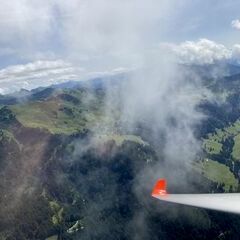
[152,179,240,214]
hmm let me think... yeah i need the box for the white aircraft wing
[151,179,240,214]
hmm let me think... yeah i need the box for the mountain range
[1,64,240,239]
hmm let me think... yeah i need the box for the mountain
[1,66,240,239]
[183,63,240,79]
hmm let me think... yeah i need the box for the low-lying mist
[61,55,214,239]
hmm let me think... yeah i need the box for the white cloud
[0,1,238,70]
[231,19,240,30]
[0,60,84,94]
[3,38,240,95]
[0,2,240,93]
[0,60,133,94]
[167,39,233,65]
[0,0,184,69]
[0,1,54,44]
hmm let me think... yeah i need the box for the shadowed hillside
[1,73,240,239]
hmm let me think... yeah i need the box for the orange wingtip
[151,179,168,197]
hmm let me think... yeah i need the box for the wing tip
[151,179,168,197]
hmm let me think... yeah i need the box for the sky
[0,0,240,94]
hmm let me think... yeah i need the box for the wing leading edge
[152,179,240,214]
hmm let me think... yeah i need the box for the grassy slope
[203,139,222,155]
[194,159,238,192]
[7,86,240,191]
[10,89,146,147]
[11,98,90,135]
[198,105,240,188]
[9,87,238,191]
[203,119,240,160]
[2,84,240,238]
[10,88,108,134]
[232,134,240,160]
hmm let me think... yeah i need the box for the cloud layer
[1,37,240,94]
[0,60,132,94]
[0,1,240,93]
[0,60,83,94]
[0,0,181,67]
[167,39,240,65]
[0,0,180,94]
